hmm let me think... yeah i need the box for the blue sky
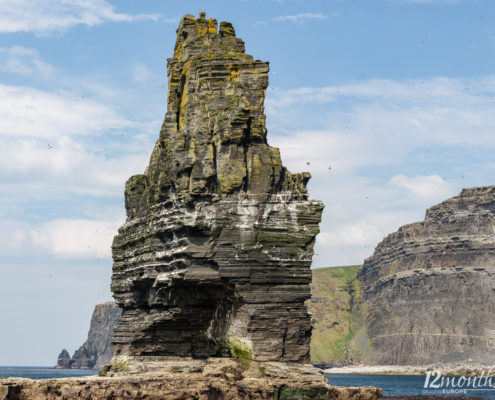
[0,0,494,366]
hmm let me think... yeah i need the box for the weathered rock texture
[0,358,382,400]
[55,350,71,369]
[56,302,122,370]
[111,13,323,363]
[358,186,495,365]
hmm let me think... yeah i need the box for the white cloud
[390,174,456,203]
[267,76,495,267]
[0,82,152,260]
[163,16,181,24]
[132,63,150,82]
[0,0,160,34]
[0,46,53,75]
[0,216,122,259]
[267,77,495,152]
[319,222,383,248]
[272,12,328,24]
[271,129,372,173]
[0,220,29,254]
[30,218,122,258]
[0,84,128,140]
[0,84,153,196]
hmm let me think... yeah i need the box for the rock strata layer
[358,186,495,365]
[110,13,323,362]
[0,358,381,400]
[56,302,122,369]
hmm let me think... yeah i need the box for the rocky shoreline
[0,357,382,400]
[324,363,495,376]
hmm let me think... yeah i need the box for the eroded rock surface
[111,13,323,363]
[358,186,495,365]
[56,302,122,370]
[0,358,382,400]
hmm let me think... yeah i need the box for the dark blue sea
[0,366,98,380]
[326,374,495,399]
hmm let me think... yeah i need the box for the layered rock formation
[358,186,495,365]
[111,13,323,363]
[56,302,122,369]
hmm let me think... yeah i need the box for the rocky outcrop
[358,186,495,365]
[55,350,70,369]
[56,302,122,370]
[0,358,382,400]
[110,13,323,363]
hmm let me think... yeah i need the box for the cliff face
[358,186,495,365]
[56,302,122,370]
[110,14,323,363]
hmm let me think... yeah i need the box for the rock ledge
[0,358,381,400]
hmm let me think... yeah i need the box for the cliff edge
[358,185,495,365]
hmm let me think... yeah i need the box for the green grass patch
[308,265,371,364]
[228,336,252,370]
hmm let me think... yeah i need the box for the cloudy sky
[0,0,494,366]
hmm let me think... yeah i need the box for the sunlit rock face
[358,186,495,365]
[110,13,323,363]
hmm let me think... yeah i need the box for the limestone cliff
[56,302,122,370]
[110,13,324,363]
[358,185,495,365]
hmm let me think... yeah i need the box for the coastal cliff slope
[56,302,121,370]
[357,185,495,365]
[307,266,370,366]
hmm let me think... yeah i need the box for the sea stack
[55,302,122,370]
[55,349,71,369]
[110,13,324,362]
[358,185,495,365]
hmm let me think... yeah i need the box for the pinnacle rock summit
[110,14,324,363]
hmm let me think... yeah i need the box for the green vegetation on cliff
[308,265,373,365]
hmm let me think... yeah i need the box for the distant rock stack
[110,13,323,362]
[358,186,495,365]
[55,349,71,369]
[56,302,121,369]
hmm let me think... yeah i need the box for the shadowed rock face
[358,186,495,365]
[110,14,323,363]
[55,350,70,369]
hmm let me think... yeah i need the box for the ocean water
[0,366,98,380]
[326,374,495,399]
